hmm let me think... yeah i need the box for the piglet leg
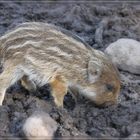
[0,63,24,105]
[50,74,68,108]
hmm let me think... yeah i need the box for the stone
[105,38,140,74]
[23,111,58,140]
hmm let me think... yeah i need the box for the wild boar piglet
[0,22,120,107]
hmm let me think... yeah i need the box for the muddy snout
[93,97,119,108]
[94,99,118,108]
[102,100,118,107]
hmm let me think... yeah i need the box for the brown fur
[0,22,120,107]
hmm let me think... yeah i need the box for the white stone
[105,38,140,74]
[23,111,58,140]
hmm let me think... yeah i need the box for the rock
[23,111,58,140]
[105,38,140,74]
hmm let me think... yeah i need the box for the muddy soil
[0,1,140,139]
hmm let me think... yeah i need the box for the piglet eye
[106,84,114,91]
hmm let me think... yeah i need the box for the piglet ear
[87,59,102,83]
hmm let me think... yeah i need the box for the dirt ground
[0,1,140,139]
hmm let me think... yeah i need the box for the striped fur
[0,22,120,107]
